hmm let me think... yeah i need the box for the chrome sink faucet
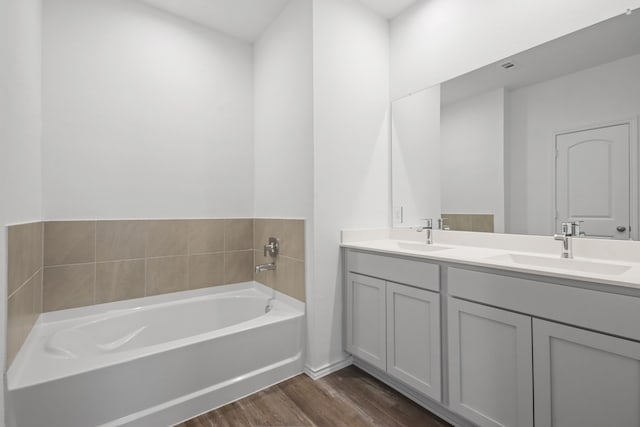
[417,219,433,245]
[553,221,581,259]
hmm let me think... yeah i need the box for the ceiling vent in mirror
[500,61,517,70]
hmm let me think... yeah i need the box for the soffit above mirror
[442,10,640,105]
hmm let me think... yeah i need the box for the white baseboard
[304,357,353,380]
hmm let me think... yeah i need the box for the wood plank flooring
[176,366,451,427]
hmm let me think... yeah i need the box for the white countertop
[341,229,640,293]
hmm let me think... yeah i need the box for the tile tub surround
[6,218,306,366]
[41,219,256,312]
[7,222,44,365]
[254,219,306,302]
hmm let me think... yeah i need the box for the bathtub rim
[7,281,305,390]
[39,280,304,323]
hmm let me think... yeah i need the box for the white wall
[42,0,254,220]
[254,0,313,220]
[310,0,389,373]
[508,53,640,236]
[0,0,43,423]
[441,88,505,232]
[390,0,640,100]
[253,0,315,367]
[391,85,440,227]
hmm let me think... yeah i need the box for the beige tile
[44,221,95,266]
[188,219,225,254]
[274,257,305,302]
[225,219,253,251]
[43,264,95,312]
[442,214,473,232]
[188,254,225,289]
[254,219,304,261]
[441,214,455,230]
[254,250,275,288]
[33,268,43,315]
[146,220,189,257]
[96,260,145,304]
[280,220,305,261]
[146,256,188,296]
[96,221,146,261]
[254,219,282,254]
[455,215,474,232]
[8,222,43,296]
[472,214,495,233]
[6,273,38,366]
[22,272,38,337]
[225,251,254,284]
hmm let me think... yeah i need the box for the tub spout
[265,297,275,313]
[255,263,276,272]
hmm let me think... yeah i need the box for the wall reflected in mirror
[392,86,440,227]
[391,10,640,240]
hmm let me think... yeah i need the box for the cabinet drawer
[448,267,640,342]
[346,250,439,292]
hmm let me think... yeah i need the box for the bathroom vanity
[342,230,640,427]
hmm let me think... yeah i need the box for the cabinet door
[345,272,386,370]
[448,298,533,427]
[387,282,441,401]
[533,319,640,427]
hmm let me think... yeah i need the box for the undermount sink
[395,242,452,253]
[487,253,631,276]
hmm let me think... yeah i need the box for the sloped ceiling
[138,0,418,42]
[358,0,418,19]
[138,0,290,42]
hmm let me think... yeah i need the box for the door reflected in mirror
[391,10,640,239]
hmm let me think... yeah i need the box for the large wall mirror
[392,10,640,240]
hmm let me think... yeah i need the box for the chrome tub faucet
[255,262,276,272]
[256,237,280,272]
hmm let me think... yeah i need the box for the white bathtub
[7,282,305,427]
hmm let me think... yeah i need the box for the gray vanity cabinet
[344,250,442,402]
[448,298,534,427]
[345,272,387,370]
[344,249,640,427]
[448,266,640,427]
[386,282,441,400]
[533,319,640,427]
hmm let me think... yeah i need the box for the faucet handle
[420,218,433,229]
[560,221,584,237]
[263,237,280,257]
[572,221,585,237]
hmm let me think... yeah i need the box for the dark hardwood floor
[176,365,451,427]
